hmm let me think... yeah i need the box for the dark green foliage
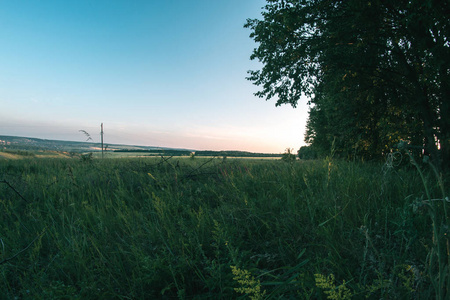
[80,152,93,162]
[281,148,297,161]
[298,146,318,160]
[2,149,36,157]
[246,0,449,168]
[0,157,447,298]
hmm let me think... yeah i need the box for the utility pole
[101,123,104,159]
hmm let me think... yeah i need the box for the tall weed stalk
[406,152,449,299]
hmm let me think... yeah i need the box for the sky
[0,0,310,153]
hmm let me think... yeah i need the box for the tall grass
[0,156,447,299]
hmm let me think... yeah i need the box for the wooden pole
[101,123,104,159]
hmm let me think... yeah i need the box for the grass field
[0,155,448,299]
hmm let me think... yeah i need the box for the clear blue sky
[0,0,309,153]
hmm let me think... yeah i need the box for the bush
[281,148,296,162]
[298,145,318,160]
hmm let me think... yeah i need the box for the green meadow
[0,155,448,299]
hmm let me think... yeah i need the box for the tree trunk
[420,94,442,170]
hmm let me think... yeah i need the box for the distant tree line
[114,149,282,158]
[246,0,449,168]
[1,149,36,157]
[113,149,192,156]
[195,150,282,158]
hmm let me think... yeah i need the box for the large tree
[245,0,449,167]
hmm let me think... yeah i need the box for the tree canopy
[245,0,449,167]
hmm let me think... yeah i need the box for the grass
[0,155,448,299]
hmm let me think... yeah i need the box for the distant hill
[0,135,282,158]
[0,135,184,153]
